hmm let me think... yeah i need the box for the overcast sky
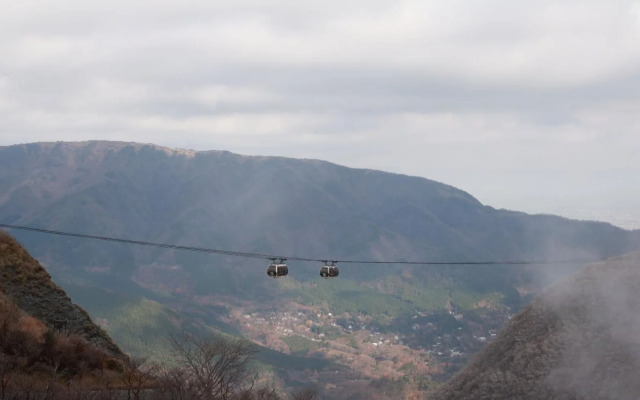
[1,0,639,228]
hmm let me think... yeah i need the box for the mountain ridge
[2,140,638,309]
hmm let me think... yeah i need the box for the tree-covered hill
[432,252,640,400]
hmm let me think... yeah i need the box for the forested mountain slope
[1,141,639,392]
[1,141,636,272]
[432,252,640,400]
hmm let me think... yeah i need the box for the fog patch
[542,255,640,398]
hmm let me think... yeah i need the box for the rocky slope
[432,252,640,400]
[0,230,123,357]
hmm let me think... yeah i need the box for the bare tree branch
[167,333,258,400]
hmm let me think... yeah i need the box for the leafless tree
[0,301,23,355]
[155,366,193,400]
[234,386,281,400]
[121,357,158,400]
[0,354,14,400]
[166,333,258,400]
[290,386,319,400]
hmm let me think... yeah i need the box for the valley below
[223,299,508,382]
[2,141,640,399]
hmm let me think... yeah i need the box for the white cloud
[0,0,639,226]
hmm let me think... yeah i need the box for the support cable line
[0,223,599,266]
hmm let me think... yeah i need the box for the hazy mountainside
[0,230,123,357]
[1,142,638,288]
[432,252,640,400]
[1,141,640,392]
[1,141,637,270]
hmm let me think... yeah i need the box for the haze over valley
[1,141,639,398]
[2,0,639,397]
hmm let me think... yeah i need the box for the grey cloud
[0,0,639,227]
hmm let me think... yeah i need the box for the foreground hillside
[0,230,122,356]
[433,252,640,400]
[1,231,127,395]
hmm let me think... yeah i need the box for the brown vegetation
[0,231,128,398]
[1,297,316,399]
[147,333,319,400]
[0,231,123,357]
[0,300,124,399]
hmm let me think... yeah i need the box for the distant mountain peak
[3,140,199,158]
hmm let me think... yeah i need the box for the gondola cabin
[267,260,288,278]
[319,262,339,278]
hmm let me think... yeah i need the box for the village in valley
[222,300,511,385]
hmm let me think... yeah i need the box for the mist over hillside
[433,252,640,400]
[1,140,639,394]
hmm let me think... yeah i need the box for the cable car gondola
[319,261,339,278]
[267,258,288,278]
